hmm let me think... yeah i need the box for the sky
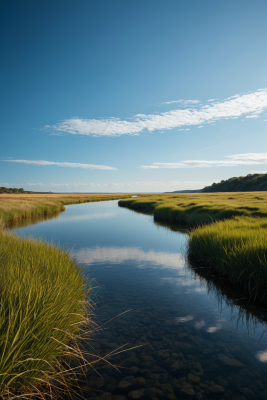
[1,0,267,193]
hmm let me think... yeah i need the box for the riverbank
[0,230,92,399]
[119,193,267,304]
[0,194,132,398]
[0,193,132,228]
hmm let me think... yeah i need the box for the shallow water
[8,200,267,399]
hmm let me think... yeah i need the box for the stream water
[7,200,267,400]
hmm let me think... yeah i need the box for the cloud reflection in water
[73,246,184,270]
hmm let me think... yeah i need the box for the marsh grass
[188,216,267,303]
[0,230,94,399]
[119,193,267,304]
[119,192,267,224]
[0,194,132,227]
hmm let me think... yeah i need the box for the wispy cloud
[4,159,117,170]
[161,99,200,105]
[45,89,267,137]
[141,152,267,169]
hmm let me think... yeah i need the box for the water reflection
[73,246,184,270]
[58,212,116,223]
[7,200,267,398]
[7,211,61,229]
[188,261,267,331]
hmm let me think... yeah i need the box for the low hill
[0,187,33,194]
[201,173,267,192]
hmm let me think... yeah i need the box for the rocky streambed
[82,299,267,400]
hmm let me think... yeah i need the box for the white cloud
[256,351,267,363]
[141,152,267,169]
[4,159,117,170]
[206,324,222,333]
[60,213,115,223]
[26,183,70,186]
[175,315,195,323]
[207,99,215,102]
[245,114,260,118]
[161,99,200,105]
[73,246,184,270]
[45,88,267,137]
[198,126,204,128]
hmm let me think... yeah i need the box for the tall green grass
[119,192,267,224]
[0,231,91,399]
[188,216,267,303]
[119,193,267,304]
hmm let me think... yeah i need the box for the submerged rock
[218,354,244,368]
[128,390,145,399]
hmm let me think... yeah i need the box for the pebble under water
[8,200,267,400]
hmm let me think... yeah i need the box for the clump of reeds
[188,216,267,303]
[0,231,93,399]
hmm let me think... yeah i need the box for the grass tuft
[0,230,92,399]
[188,216,267,303]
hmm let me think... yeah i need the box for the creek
[7,200,267,400]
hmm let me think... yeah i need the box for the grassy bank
[0,194,134,397]
[188,216,267,303]
[0,193,132,227]
[119,193,267,304]
[119,192,267,224]
[0,230,92,398]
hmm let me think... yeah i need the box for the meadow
[0,193,132,398]
[0,193,132,228]
[119,192,267,304]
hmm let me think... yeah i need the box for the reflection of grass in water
[7,211,61,229]
[119,194,267,305]
[187,254,267,335]
[119,197,267,329]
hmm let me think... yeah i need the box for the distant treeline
[0,187,33,194]
[202,173,267,192]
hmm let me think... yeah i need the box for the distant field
[119,192,267,224]
[0,193,132,226]
[119,192,267,304]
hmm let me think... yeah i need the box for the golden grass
[119,192,267,224]
[0,193,132,227]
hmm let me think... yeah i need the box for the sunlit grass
[188,216,267,303]
[119,192,267,224]
[119,193,267,304]
[0,230,92,399]
[0,193,132,226]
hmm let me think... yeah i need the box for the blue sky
[1,0,267,192]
